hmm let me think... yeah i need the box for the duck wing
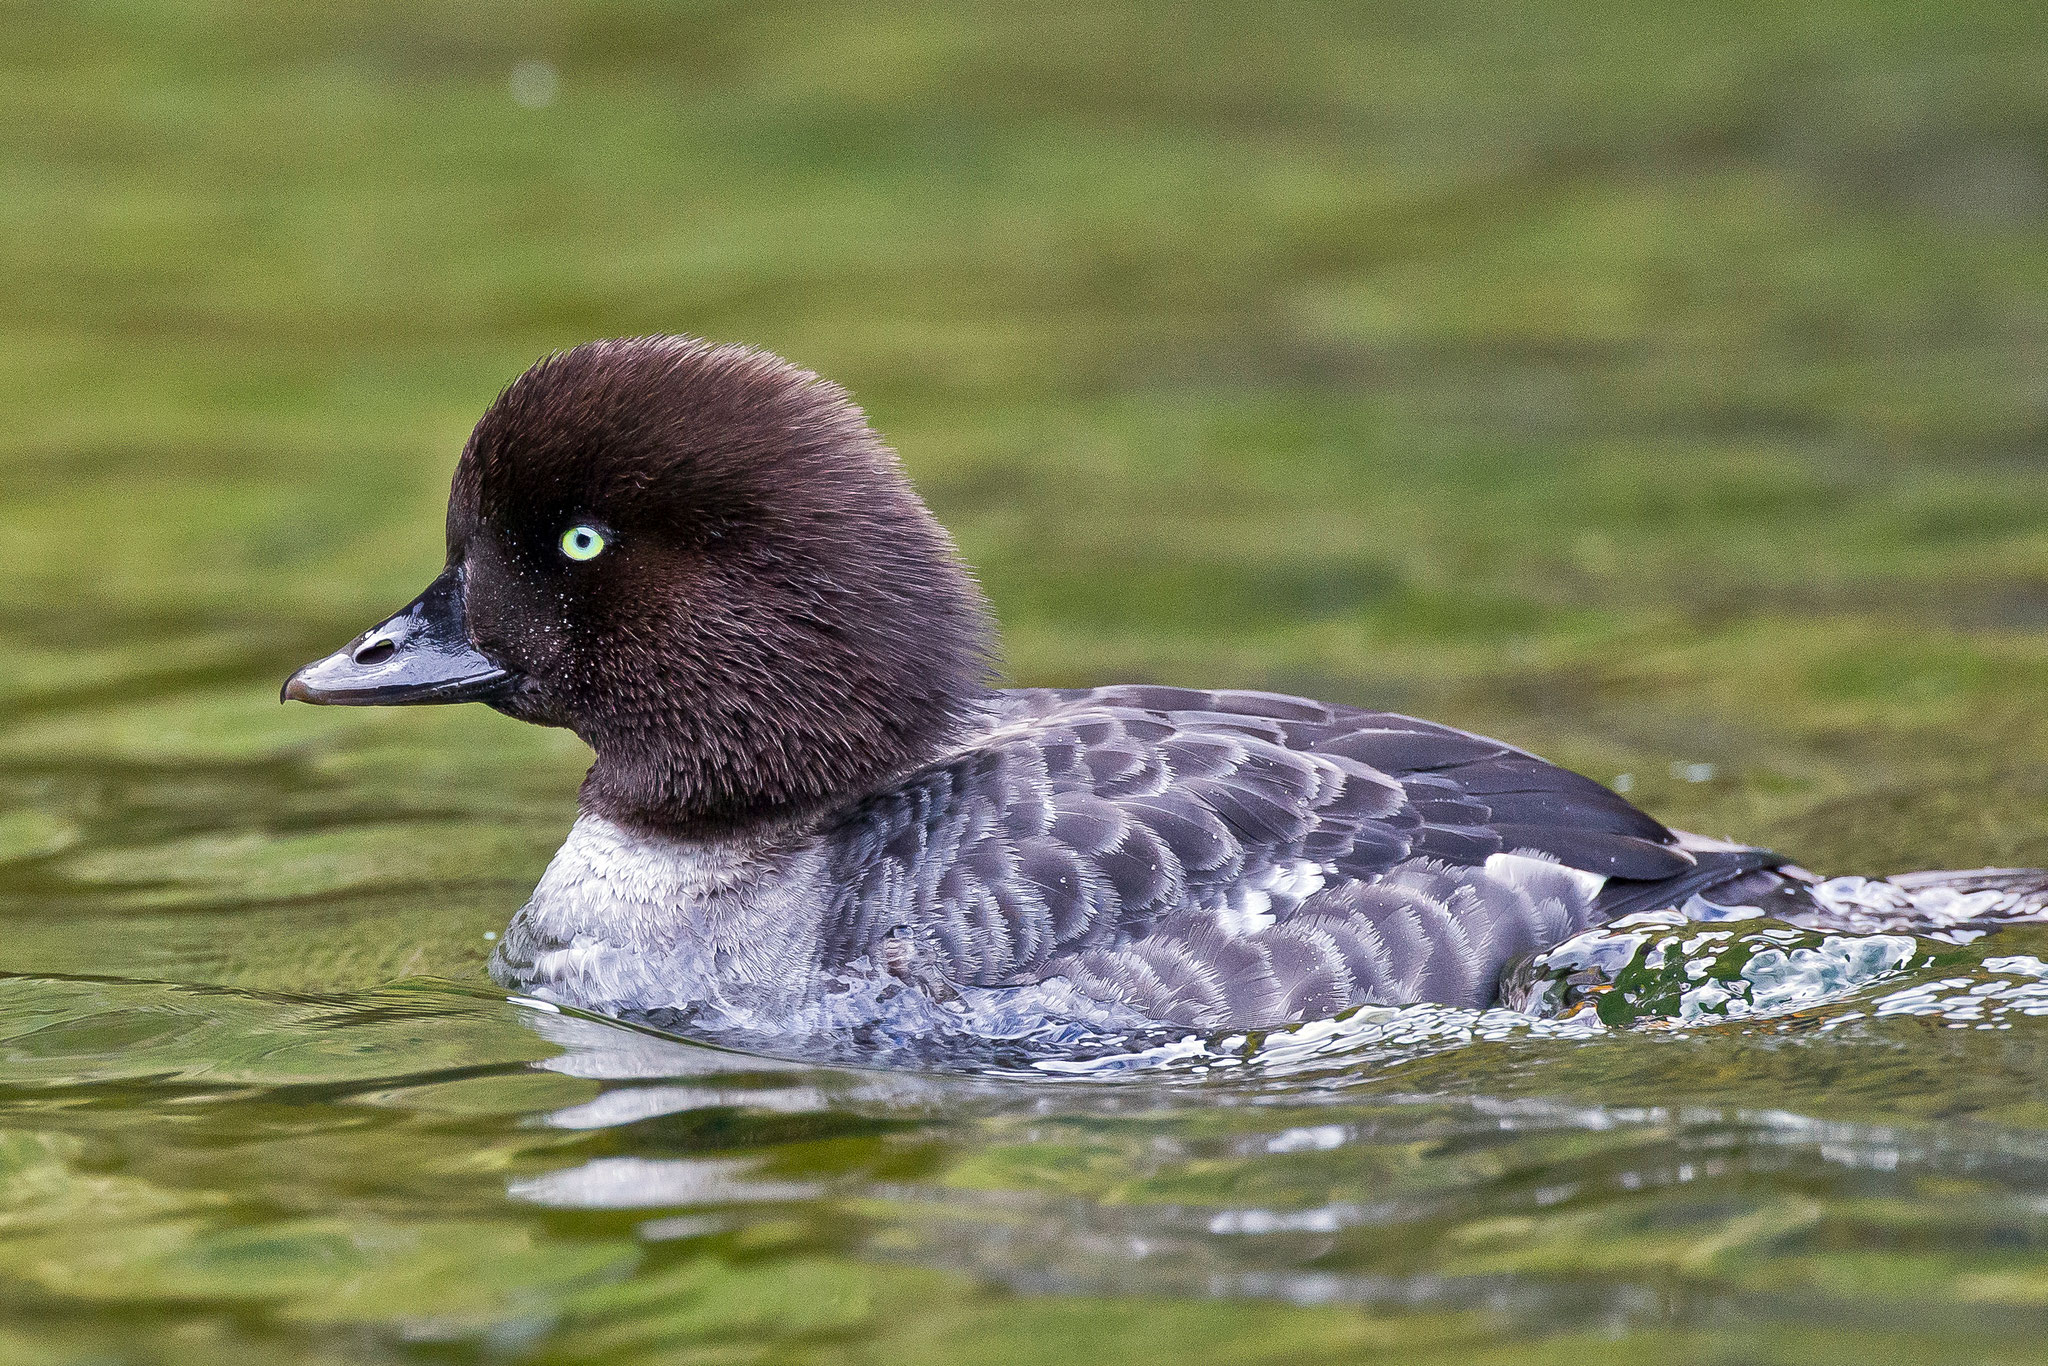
[821,686,1783,1023]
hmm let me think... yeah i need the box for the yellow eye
[560,525,606,561]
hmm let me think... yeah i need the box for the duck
[283,336,2042,1051]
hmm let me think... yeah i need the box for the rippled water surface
[10,1,2048,1361]
[11,745,2048,1366]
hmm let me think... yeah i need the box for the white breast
[491,814,829,1025]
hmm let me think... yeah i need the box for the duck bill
[282,567,513,706]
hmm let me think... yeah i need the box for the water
[10,0,2048,1359]
[10,737,2048,1364]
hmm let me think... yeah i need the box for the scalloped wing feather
[820,687,1785,1022]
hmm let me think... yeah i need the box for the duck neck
[574,674,994,841]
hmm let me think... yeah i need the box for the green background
[4,3,2048,1362]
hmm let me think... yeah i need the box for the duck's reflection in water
[499,1001,2048,1333]
[507,1007,978,1217]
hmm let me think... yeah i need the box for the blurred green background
[5,4,2048,1362]
[12,1,2048,859]
[10,1,2048,884]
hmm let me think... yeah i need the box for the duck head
[284,337,994,835]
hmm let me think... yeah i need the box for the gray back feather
[819,687,1780,1025]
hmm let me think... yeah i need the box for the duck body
[489,684,1796,1040]
[281,335,2025,1056]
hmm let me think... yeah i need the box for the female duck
[284,337,2028,1048]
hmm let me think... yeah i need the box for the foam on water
[1859,953,2048,1031]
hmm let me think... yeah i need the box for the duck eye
[560,525,606,562]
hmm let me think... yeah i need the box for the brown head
[285,337,994,835]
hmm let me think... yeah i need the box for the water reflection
[8,926,2048,1360]
[486,954,2048,1342]
[511,1157,820,1210]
